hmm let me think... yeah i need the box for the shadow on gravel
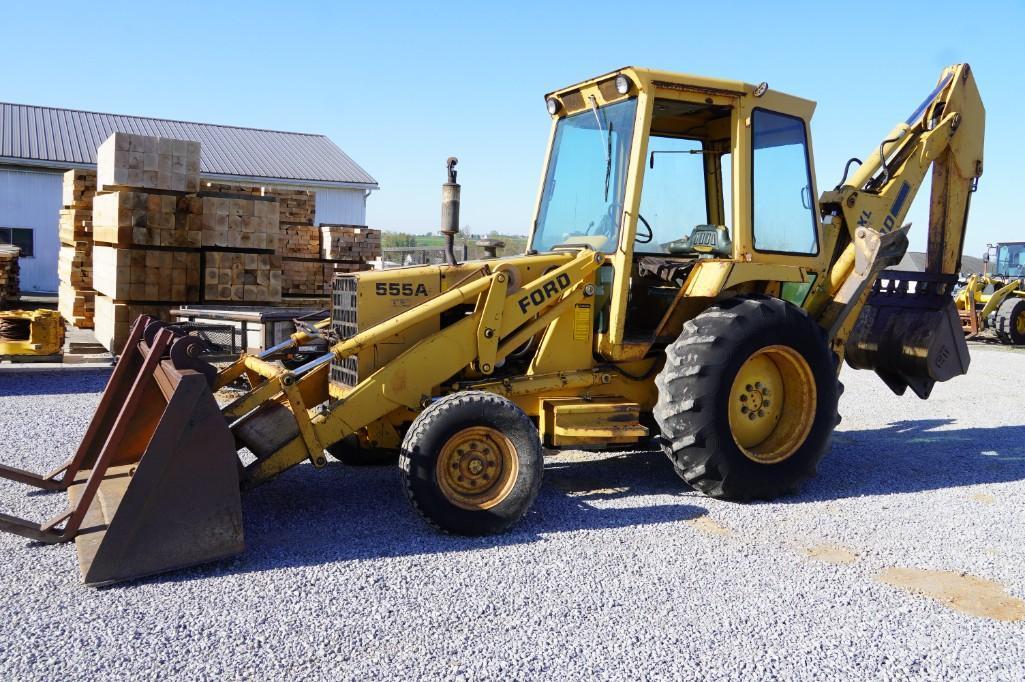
[799,418,1025,501]
[0,369,111,396]
[144,449,706,585]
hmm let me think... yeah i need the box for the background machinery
[0,64,984,585]
[0,309,64,361]
[955,241,1025,343]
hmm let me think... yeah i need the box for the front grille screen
[331,274,359,386]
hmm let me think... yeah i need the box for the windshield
[995,244,1025,277]
[531,98,638,253]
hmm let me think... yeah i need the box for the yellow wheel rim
[436,427,518,510]
[1016,309,1025,335]
[728,345,816,465]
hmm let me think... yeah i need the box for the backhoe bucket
[846,270,970,399]
[0,316,244,586]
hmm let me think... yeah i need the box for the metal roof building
[0,102,377,293]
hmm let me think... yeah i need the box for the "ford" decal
[517,273,572,313]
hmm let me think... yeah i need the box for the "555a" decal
[375,282,429,297]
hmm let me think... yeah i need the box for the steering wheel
[635,214,653,244]
[587,203,621,239]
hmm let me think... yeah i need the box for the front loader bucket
[0,316,244,586]
[846,270,970,399]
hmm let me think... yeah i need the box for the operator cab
[529,67,822,352]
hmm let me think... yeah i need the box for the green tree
[383,232,417,248]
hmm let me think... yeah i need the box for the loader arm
[228,248,604,487]
[805,63,984,397]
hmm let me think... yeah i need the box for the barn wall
[0,168,62,293]
[315,188,367,226]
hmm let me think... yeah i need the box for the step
[541,398,649,447]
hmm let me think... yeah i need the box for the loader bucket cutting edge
[0,316,245,586]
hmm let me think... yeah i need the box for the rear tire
[399,391,543,535]
[654,295,839,500]
[993,297,1025,345]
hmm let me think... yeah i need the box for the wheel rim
[436,427,519,510]
[728,345,817,464]
[1016,309,1025,335]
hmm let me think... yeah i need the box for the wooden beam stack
[57,169,98,328]
[199,182,314,232]
[91,133,204,350]
[320,225,381,262]
[97,133,201,193]
[89,133,291,349]
[63,169,97,209]
[93,246,201,302]
[93,297,171,353]
[281,259,369,297]
[0,245,20,307]
[282,224,321,257]
[198,194,279,250]
[204,252,282,302]
[92,192,202,248]
[57,245,91,289]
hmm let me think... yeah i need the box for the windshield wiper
[589,95,613,201]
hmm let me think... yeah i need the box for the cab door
[734,99,828,306]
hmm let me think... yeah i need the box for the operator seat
[637,224,732,286]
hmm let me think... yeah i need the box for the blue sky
[5,1,1021,255]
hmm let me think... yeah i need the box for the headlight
[615,74,631,95]
[546,97,561,115]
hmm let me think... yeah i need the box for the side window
[638,136,732,253]
[751,109,817,254]
[0,228,34,257]
[638,136,709,251]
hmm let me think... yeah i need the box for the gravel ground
[0,346,1023,680]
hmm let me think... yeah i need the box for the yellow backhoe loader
[0,64,984,585]
[954,241,1025,343]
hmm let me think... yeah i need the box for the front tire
[993,297,1025,345]
[399,391,543,535]
[654,295,839,500]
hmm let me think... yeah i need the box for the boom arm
[808,63,984,397]
[808,63,984,349]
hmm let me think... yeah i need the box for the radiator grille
[331,274,360,386]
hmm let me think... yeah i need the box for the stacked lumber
[320,225,381,262]
[278,190,315,225]
[281,258,368,297]
[0,245,20,306]
[59,208,93,243]
[94,297,171,354]
[204,252,282,302]
[62,169,97,209]
[198,195,280,250]
[93,246,201,302]
[282,224,321,257]
[58,245,92,288]
[57,170,97,328]
[88,133,205,350]
[58,284,94,325]
[92,192,202,248]
[97,132,201,193]
[200,182,315,230]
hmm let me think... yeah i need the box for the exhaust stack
[441,157,460,265]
